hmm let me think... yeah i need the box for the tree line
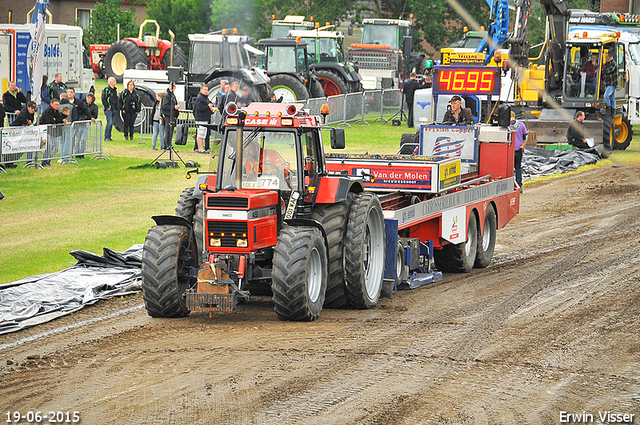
[84,0,600,55]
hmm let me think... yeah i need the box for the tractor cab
[217,103,330,201]
[562,32,627,108]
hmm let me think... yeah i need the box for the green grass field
[1,78,639,284]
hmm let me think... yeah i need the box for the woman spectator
[152,92,165,150]
[119,80,141,140]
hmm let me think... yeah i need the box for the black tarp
[523,146,601,181]
[0,245,143,335]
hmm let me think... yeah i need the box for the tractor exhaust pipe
[235,111,246,189]
[169,30,175,66]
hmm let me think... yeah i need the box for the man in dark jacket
[602,52,618,114]
[161,83,180,149]
[119,81,142,140]
[566,111,590,149]
[3,81,28,124]
[10,101,36,127]
[46,73,67,107]
[101,77,118,141]
[402,72,426,128]
[39,99,67,166]
[194,84,213,153]
[442,95,475,125]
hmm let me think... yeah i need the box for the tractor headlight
[211,238,221,247]
[236,239,248,248]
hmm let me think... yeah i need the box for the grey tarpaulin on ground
[0,245,144,335]
[523,146,601,181]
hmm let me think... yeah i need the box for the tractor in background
[100,20,188,83]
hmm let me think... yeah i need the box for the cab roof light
[315,22,319,28]
[222,28,227,35]
[310,16,314,21]
[233,28,238,34]
[583,31,588,38]
[320,104,330,115]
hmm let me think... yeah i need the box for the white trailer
[0,23,94,99]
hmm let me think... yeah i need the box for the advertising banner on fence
[1,125,47,154]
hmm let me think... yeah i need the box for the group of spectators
[1,75,98,167]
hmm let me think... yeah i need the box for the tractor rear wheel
[474,204,496,268]
[399,132,418,154]
[104,39,148,84]
[269,74,309,102]
[344,192,386,309]
[613,116,633,150]
[161,45,188,70]
[272,226,327,321]
[434,212,478,273]
[315,70,348,96]
[309,78,325,99]
[141,225,198,318]
[311,201,351,308]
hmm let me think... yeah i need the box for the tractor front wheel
[271,226,327,321]
[269,74,309,102]
[141,225,199,318]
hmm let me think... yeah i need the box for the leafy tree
[146,0,211,44]
[84,0,139,45]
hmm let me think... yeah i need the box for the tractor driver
[243,138,291,180]
[581,52,599,95]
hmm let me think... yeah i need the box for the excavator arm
[475,0,510,64]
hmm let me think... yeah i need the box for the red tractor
[102,20,187,83]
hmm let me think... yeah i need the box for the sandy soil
[1,162,639,425]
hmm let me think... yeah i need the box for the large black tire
[272,226,328,321]
[434,211,478,273]
[269,74,309,102]
[399,132,418,154]
[613,115,633,150]
[174,187,204,256]
[474,204,496,268]
[344,192,386,309]
[161,45,188,70]
[113,88,155,134]
[315,70,349,96]
[311,201,351,308]
[141,225,199,318]
[104,40,148,84]
[309,77,325,99]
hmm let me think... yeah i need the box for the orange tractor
[99,20,187,83]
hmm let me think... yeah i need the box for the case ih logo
[245,117,279,126]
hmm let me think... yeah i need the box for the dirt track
[2,163,640,425]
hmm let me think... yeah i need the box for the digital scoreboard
[432,66,501,96]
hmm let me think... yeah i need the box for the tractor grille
[207,221,249,248]
[208,197,249,209]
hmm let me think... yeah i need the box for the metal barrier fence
[1,120,106,170]
[134,89,403,140]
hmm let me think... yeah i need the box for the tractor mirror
[330,128,345,149]
[167,66,184,82]
[348,26,353,36]
[402,36,413,58]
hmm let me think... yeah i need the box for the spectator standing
[237,86,253,107]
[194,84,214,153]
[46,73,67,107]
[2,101,35,168]
[58,104,73,163]
[120,80,141,140]
[0,100,5,127]
[222,81,240,116]
[76,92,98,159]
[602,52,618,114]
[40,75,49,114]
[39,99,66,166]
[161,83,180,149]
[509,111,528,193]
[3,81,27,124]
[402,72,425,128]
[213,80,229,111]
[102,77,118,141]
[151,92,165,150]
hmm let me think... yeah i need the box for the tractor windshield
[318,38,343,62]
[189,42,222,74]
[220,129,299,191]
[563,43,601,101]
[266,46,298,73]
[362,24,399,49]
